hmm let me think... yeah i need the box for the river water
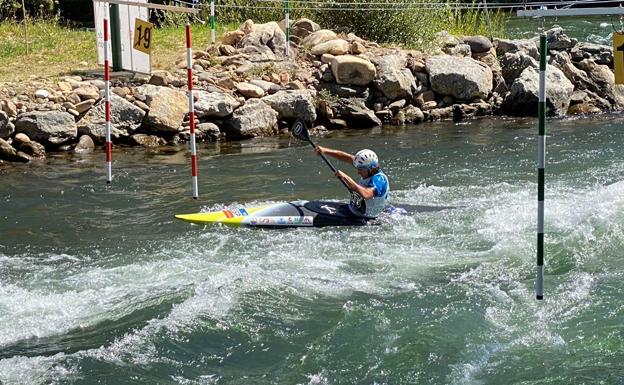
[1,114,624,384]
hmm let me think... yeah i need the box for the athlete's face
[357,168,369,178]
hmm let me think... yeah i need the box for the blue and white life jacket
[349,170,389,218]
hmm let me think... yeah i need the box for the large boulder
[77,93,146,144]
[0,138,29,162]
[500,51,538,85]
[224,99,278,139]
[578,59,624,109]
[302,30,337,48]
[291,18,320,39]
[542,27,577,51]
[236,82,265,98]
[371,52,417,100]
[426,55,493,101]
[570,43,612,67]
[463,35,493,54]
[15,111,77,146]
[494,38,540,60]
[137,85,188,134]
[550,51,595,92]
[330,55,376,86]
[503,65,574,116]
[331,98,381,128]
[240,21,288,58]
[261,90,317,122]
[193,90,240,118]
[311,39,350,56]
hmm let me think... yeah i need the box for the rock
[89,80,106,90]
[74,86,100,101]
[66,93,81,105]
[435,31,462,48]
[426,55,493,101]
[568,102,601,115]
[35,89,49,99]
[77,93,146,143]
[194,90,241,118]
[222,30,245,46]
[330,55,376,86]
[75,99,96,114]
[216,76,237,90]
[1,99,18,117]
[473,47,501,77]
[148,71,175,86]
[15,138,45,158]
[351,41,366,55]
[578,59,624,108]
[57,81,72,92]
[500,51,538,85]
[372,52,417,100]
[0,111,14,139]
[0,138,29,162]
[442,44,471,57]
[463,35,493,54]
[302,30,337,48]
[321,53,334,64]
[74,135,95,153]
[543,27,577,50]
[224,99,278,139]
[318,83,368,98]
[137,85,188,133]
[130,134,166,147]
[331,98,381,128]
[388,99,406,112]
[261,90,317,122]
[194,122,221,142]
[239,21,288,58]
[550,51,595,91]
[134,100,150,111]
[236,82,266,98]
[292,18,320,38]
[310,39,350,56]
[503,66,574,116]
[219,44,237,56]
[13,133,30,145]
[494,38,539,60]
[112,87,131,98]
[402,105,424,124]
[15,111,77,146]
[250,79,282,94]
[570,43,612,67]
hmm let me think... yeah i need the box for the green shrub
[0,0,56,20]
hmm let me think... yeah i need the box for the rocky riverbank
[0,19,621,164]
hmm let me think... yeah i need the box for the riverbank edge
[1,19,622,164]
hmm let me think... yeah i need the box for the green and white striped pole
[210,0,215,44]
[285,0,290,56]
[536,32,547,300]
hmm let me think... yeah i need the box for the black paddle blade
[291,119,310,141]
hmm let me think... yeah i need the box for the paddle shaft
[304,138,352,192]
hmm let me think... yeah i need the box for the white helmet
[353,149,379,170]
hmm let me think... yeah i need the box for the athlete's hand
[315,146,326,156]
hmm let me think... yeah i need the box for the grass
[0,19,239,83]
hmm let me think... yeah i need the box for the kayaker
[315,146,389,219]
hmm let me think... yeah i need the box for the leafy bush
[0,0,56,20]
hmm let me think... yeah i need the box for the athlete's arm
[335,170,375,199]
[315,146,355,165]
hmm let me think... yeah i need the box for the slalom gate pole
[285,0,290,56]
[104,17,112,184]
[210,0,215,44]
[186,22,199,199]
[536,32,547,300]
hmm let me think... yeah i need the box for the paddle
[291,120,353,193]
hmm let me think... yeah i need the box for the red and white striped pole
[186,22,199,199]
[104,17,112,183]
